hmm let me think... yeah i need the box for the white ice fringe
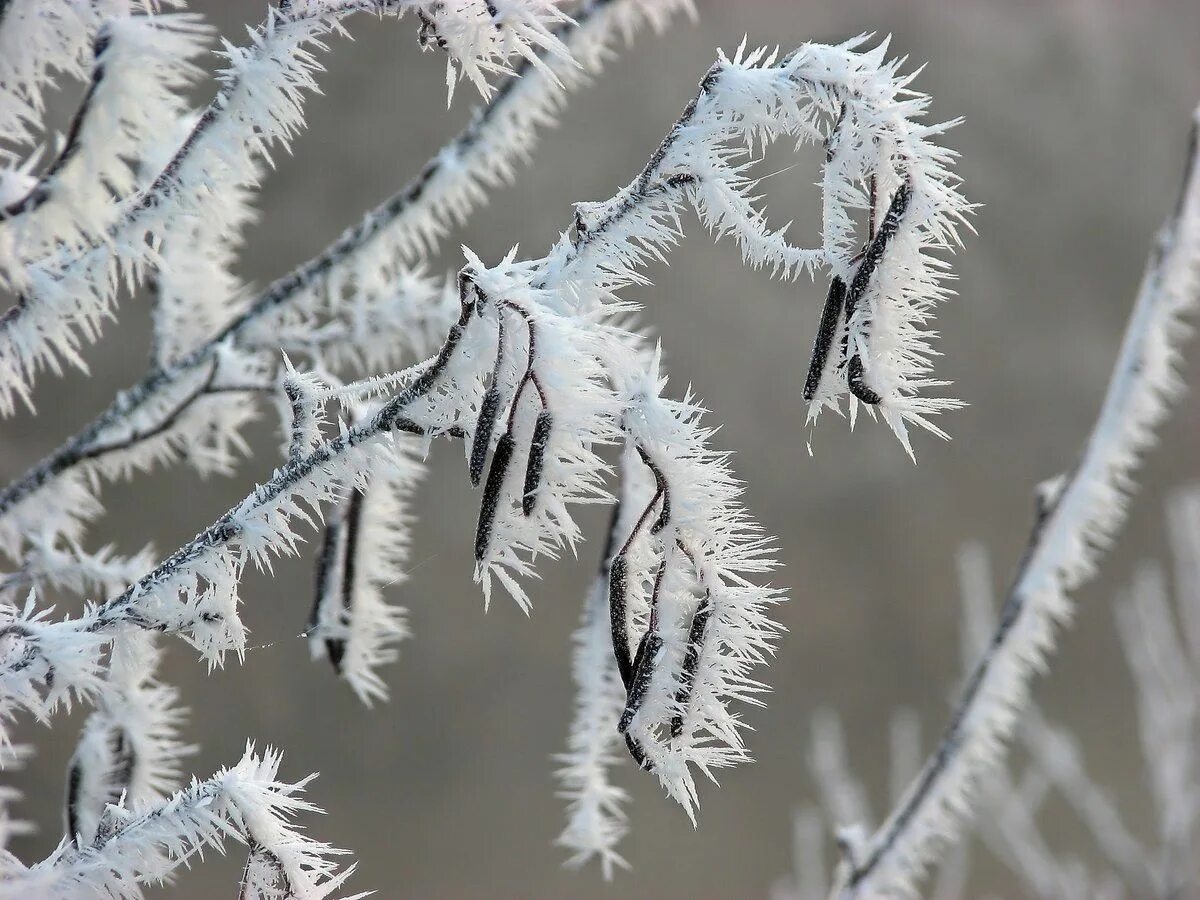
[65,630,192,847]
[464,249,621,612]
[0,435,403,743]
[555,574,632,878]
[0,347,260,567]
[0,593,108,739]
[412,0,572,104]
[772,711,969,900]
[0,539,157,601]
[0,743,34,856]
[0,0,110,155]
[147,108,261,367]
[3,744,356,900]
[836,108,1200,899]
[0,33,966,866]
[242,0,693,368]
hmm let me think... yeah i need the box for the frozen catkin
[307,425,423,705]
[0,3,986,892]
[64,630,191,848]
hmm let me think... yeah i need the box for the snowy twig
[1,745,353,900]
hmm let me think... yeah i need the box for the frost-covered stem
[837,112,1200,898]
[840,180,911,405]
[79,359,221,465]
[0,0,653,530]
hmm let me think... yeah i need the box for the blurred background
[4,0,1200,896]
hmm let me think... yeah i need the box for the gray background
[4,0,1200,896]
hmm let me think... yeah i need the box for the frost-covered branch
[780,491,1200,898]
[306,424,422,704]
[835,114,1200,893]
[1,745,352,900]
[555,506,631,878]
[772,708,969,900]
[0,1,118,156]
[954,543,1152,895]
[0,0,574,415]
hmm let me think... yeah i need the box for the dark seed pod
[522,410,552,516]
[624,732,652,770]
[65,760,82,845]
[608,555,633,689]
[803,276,846,401]
[671,598,712,738]
[109,729,135,798]
[618,632,663,734]
[469,385,502,487]
[598,501,622,575]
[629,628,651,681]
[308,490,363,677]
[474,433,515,561]
[847,354,882,405]
[843,181,912,334]
[308,516,341,649]
[324,638,347,673]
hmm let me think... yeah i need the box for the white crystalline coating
[0,592,109,733]
[555,574,631,879]
[0,21,981,890]
[0,33,969,875]
[0,13,210,276]
[0,0,699,720]
[0,0,115,155]
[612,355,784,818]
[537,36,970,454]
